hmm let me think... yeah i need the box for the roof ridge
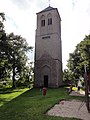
[37,6,57,14]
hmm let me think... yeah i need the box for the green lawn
[0,87,29,107]
[0,87,84,120]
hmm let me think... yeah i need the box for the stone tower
[34,6,62,88]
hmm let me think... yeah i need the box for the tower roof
[37,6,57,14]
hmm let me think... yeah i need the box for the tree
[66,34,90,84]
[0,13,33,88]
[0,13,8,81]
[7,33,33,88]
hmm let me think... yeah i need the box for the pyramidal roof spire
[37,6,56,14]
[37,0,58,14]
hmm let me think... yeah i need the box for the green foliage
[66,34,90,84]
[63,69,75,85]
[0,13,7,80]
[6,33,33,88]
[0,13,33,88]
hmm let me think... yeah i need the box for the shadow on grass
[0,87,31,107]
[0,88,19,94]
[0,98,9,105]
[0,88,40,109]
[0,87,85,106]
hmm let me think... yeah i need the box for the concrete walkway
[47,91,90,120]
[47,99,90,120]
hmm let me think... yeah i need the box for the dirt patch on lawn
[47,99,90,120]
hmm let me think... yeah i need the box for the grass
[0,87,29,107]
[0,87,85,120]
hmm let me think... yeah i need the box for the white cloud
[0,0,90,69]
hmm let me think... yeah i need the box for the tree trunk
[12,56,16,88]
[12,67,15,88]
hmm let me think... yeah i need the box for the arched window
[41,15,45,27]
[47,13,52,25]
[48,18,52,25]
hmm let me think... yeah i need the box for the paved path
[47,91,90,120]
[47,99,90,120]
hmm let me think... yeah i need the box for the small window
[48,18,52,25]
[41,20,45,27]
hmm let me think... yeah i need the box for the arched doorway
[44,75,48,87]
[41,65,51,87]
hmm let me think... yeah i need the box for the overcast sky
[0,0,90,69]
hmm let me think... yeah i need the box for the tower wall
[34,6,62,88]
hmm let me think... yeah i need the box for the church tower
[34,6,62,88]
